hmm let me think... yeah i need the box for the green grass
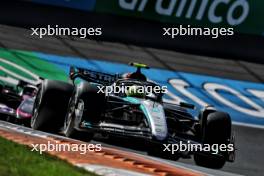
[0,137,97,176]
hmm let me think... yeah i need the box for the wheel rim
[64,98,75,134]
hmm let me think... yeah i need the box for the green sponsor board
[95,0,264,36]
[0,49,67,85]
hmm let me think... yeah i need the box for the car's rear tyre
[194,111,231,169]
[31,80,73,132]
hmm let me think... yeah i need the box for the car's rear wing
[69,67,121,85]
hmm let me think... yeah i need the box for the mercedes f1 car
[30,63,235,169]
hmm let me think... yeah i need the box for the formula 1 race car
[0,103,15,120]
[0,80,37,110]
[0,84,22,110]
[6,97,35,127]
[0,81,37,125]
[30,63,235,169]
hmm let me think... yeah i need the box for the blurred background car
[6,97,34,127]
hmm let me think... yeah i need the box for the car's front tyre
[194,111,232,169]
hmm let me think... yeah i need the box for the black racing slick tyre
[62,82,104,141]
[194,111,232,169]
[31,80,74,132]
[77,82,105,123]
[63,95,78,138]
[62,96,94,141]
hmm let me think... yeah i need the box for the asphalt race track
[0,24,264,176]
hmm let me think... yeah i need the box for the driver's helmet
[126,85,145,98]
[125,72,147,81]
